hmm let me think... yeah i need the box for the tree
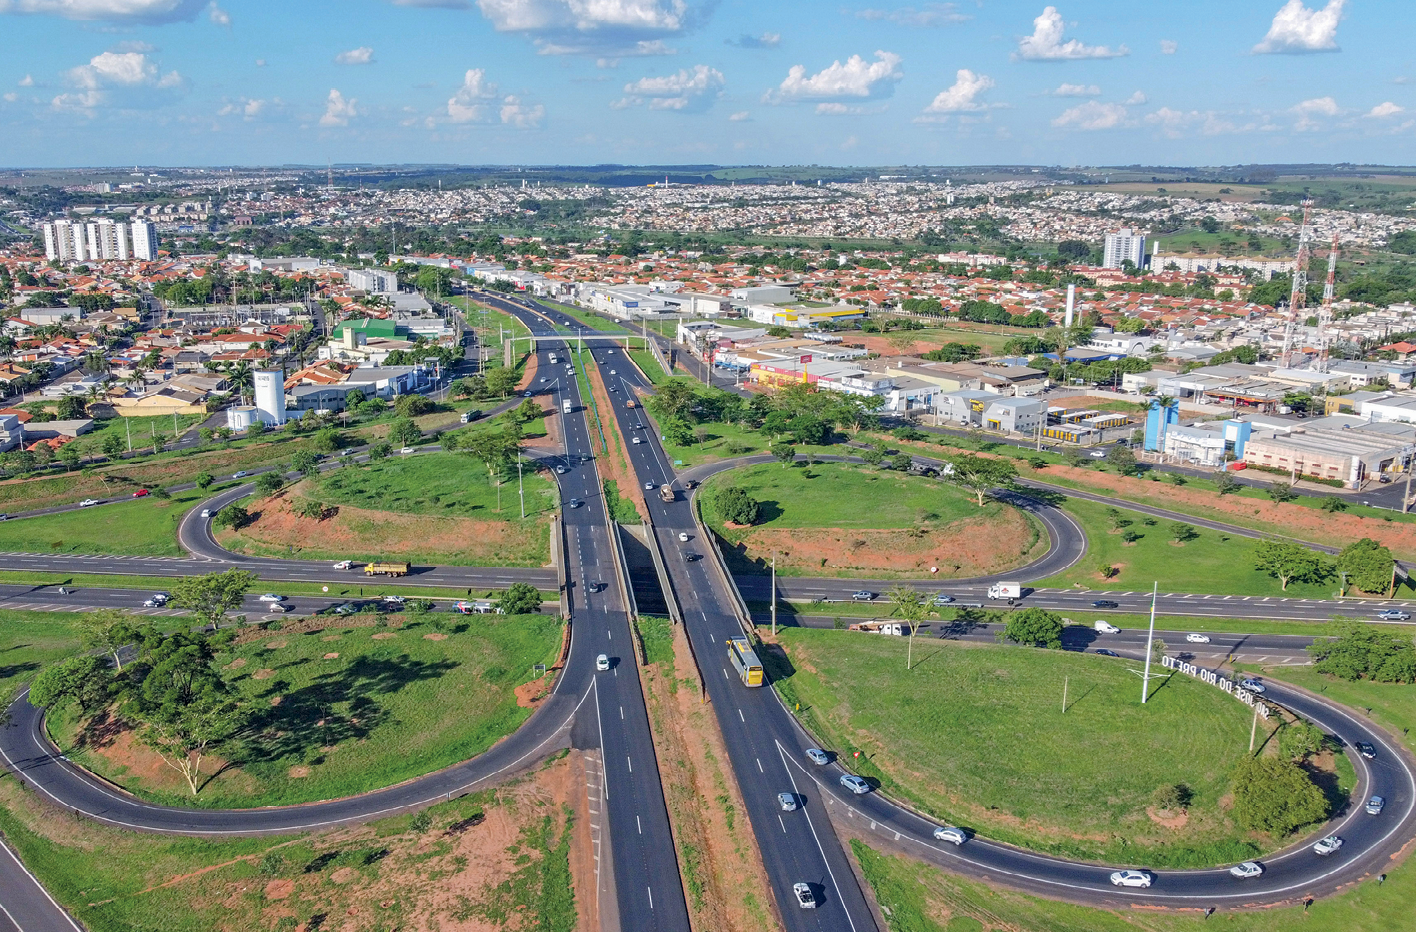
[388,418,423,447]
[1214,470,1238,495]
[1001,607,1063,649]
[484,366,519,398]
[75,608,139,671]
[290,450,321,478]
[497,582,542,615]
[312,428,343,453]
[194,472,214,491]
[662,416,694,447]
[1319,496,1348,513]
[1106,444,1140,477]
[368,440,393,461]
[1169,523,1198,543]
[1231,755,1329,836]
[1253,540,1331,590]
[715,486,760,525]
[651,378,697,420]
[891,452,914,472]
[946,454,1018,507]
[255,472,284,496]
[394,394,432,418]
[1337,538,1395,594]
[787,414,828,445]
[55,394,86,419]
[212,503,250,530]
[28,656,111,714]
[772,444,798,467]
[514,398,544,424]
[57,442,82,471]
[170,569,257,629]
[132,685,243,796]
[1308,622,1416,683]
[1268,482,1297,504]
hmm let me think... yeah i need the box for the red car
[132,489,150,497]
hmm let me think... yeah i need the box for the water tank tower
[253,369,286,425]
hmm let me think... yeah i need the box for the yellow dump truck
[364,562,411,577]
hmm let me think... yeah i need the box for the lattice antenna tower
[1316,233,1340,372]
[1279,198,1314,368]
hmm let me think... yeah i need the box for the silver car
[1228,861,1263,879]
[777,792,798,812]
[933,826,967,845]
[1366,795,1385,816]
[805,748,829,766]
[839,774,870,795]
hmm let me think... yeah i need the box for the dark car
[1358,742,1377,760]
[1092,600,1120,609]
[1094,648,1120,657]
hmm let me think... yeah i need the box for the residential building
[131,220,159,261]
[347,269,399,293]
[42,220,85,263]
[1103,228,1147,270]
[85,219,130,261]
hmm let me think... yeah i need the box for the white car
[805,748,829,766]
[382,595,406,604]
[610,369,617,375]
[1186,633,1211,644]
[200,509,212,518]
[78,499,100,507]
[1089,450,1107,458]
[678,532,690,542]
[332,560,355,570]
[644,482,655,491]
[839,774,870,795]
[399,447,416,454]
[1365,795,1385,816]
[933,826,967,846]
[1229,861,1263,879]
[1313,835,1343,856]
[632,437,642,444]
[143,593,170,607]
[1109,870,1153,888]
[793,883,817,909]
[777,792,798,812]
[1239,678,1266,694]
[595,653,610,672]
[258,593,285,603]
[232,471,248,479]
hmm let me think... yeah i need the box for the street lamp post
[1141,581,1159,703]
[517,451,525,519]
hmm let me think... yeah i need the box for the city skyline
[0,0,1412,167]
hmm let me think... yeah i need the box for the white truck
[562,399,573,414]
[987,582,1021,603]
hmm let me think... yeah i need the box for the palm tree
[226,361,254,404]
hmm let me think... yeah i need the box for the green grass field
[1043,498,1341,598]
[0,487,211,556]
[851,664,1416,932]
[0,759,572,932]
[0,610,83,699]
[626,345,672,385]
[49,611,564,808]
[315,451,557,520]
[0,570,556,602]
[771,628,1281,866]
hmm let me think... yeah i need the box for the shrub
[715,486,760,525]
[1231,756,1329,836]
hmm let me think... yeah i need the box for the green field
[0,760,572,932]
[0,570,556,602]
[49,610,564,808]
[1043,498,1340,598]
[851,665,1416,932]
[316,451,557,520]
[0,487,211,556]
[0,610,84,700]
[627,345,672,385]
[771,628,1290,866]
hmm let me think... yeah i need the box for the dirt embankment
[585,358,649,521]
[728,507,1044,577]
[638,622,784,932]
[216,486,550,566]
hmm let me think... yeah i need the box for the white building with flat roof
[131,220,159,261]
[1103,228,1147,269]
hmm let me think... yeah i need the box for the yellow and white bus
[727,637,764,687]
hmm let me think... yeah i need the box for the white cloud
[1367,101,1405,118]
[1052,99,1129,130]
[1253,0,1343,54]
[499,94,544,127]
[854,3,969,27]
[916,68,994,121]
[2,92,16,102]
[446,68,498,122]
[320,88,358,126]
[1294,95,1339,116]
[52,50,184,112]
[205,0,227,24]
[616,63,723,111]
[728,110,750,121]
[767,50,902,103]
[0,0,207,21]
[815,102,860,114]
[1144,107,1242,137]
[335,46,376,65]
[1159,38,1177,54]
[1016,6,1127,60]
[218,96,269,119]
[726,31,779,48]
[19,74,34,86]
[1125,90,1146,105]
[1052,82,1099,96]
[471,0,692,54]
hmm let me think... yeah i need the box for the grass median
[44,609,565,808]
[768,626,1298,867]
[0,487,212,556]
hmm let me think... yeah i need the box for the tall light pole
[1141,581,1158,704]
[517,451,525,519]
[770,552,777,635]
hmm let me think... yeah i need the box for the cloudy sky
[0,0,1411,167]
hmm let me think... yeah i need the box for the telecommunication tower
[1279,198,1314,368]
[1316,233,1340,372]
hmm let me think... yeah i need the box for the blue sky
[1,0,1412,167]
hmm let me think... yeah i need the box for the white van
[1093,620,1120,634]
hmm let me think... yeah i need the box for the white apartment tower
[42,220,86,263]
[130,220,159,261]
[1103,228,1147,270]
[85,218,130,261]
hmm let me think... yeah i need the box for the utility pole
[517,451,525,519]
[1404,462,1413,515]
[770,552,777,636]
[1141,581,1158,704]
[125,417,132,453]
[1063,675,1069,713]
[1249,703,1260,753]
